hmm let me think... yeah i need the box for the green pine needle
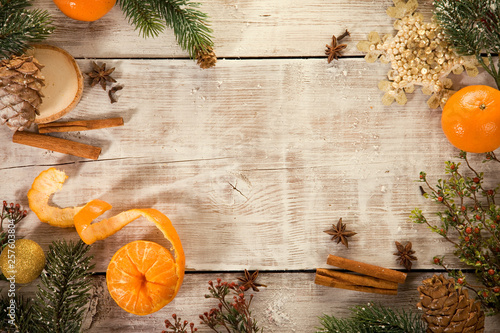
[0,0,55,59]
[116,0,165,37]
[32,239,94,333]
[0,295,36,333]
[117,0,213,58]
[317,303,426,333]
[433,0,500,89]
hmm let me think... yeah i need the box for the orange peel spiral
[27,168,82,228]
[28,168,185,315]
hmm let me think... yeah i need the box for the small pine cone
[417,274,485,333]
[0,55,45,131]
[196,47,217,69]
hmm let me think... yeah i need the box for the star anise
[324,218,357,248]
[394,241,418,271]
[86,61,117,91]
[325,29,350,63]
[237,269,267,292]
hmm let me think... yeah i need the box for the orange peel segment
[27,168,83,228]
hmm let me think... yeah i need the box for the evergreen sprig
[0,0,55,59]
[433,0,500,88]
[32,239,94,333]
[316,303,426,333]
[0,295,36,333]
[117,0,213,58]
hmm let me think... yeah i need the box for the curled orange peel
[27,168,83,228]
[28,168,185,315]
[73,198,185,282]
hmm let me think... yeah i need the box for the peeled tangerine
[27,168,185,315]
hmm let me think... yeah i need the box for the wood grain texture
[1,0,499,330]
[2,272,499,332]
[33,0,435,58]
[1,59,497,272]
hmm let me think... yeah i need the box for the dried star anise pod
[86,61,117,91]
[237,269,267,292]
[324,218,357,248]
[325,29,350,63]
[394,241,417,271]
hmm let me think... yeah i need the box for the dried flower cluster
[0,201,27,248]
[411,151,500,314]
[357,0,482,108]
[163,273,265,333]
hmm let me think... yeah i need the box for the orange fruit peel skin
[75,200,185,315]
[53,0,117,22]
[442,85,500,153]
[27,168,82,228]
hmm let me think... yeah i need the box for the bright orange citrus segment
[53,0,116,22]
[442,85,500,153]
[107,240,182,315]
[27,168,83,228]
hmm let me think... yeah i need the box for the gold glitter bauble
[0,239,46,284]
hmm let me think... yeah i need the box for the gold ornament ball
[0,239,46,284]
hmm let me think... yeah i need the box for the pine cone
[196,46,217,69]
[417,274,485,333]
[0,55,44,131]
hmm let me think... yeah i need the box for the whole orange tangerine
[53,0,116,22]
[107,240,183,316]
[441,85,500,153]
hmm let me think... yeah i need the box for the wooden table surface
[1,0,499,331]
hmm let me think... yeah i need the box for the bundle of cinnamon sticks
[314,255,407,295]
[12,117,124,160]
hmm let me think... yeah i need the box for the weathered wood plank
[33,0,435,58]
[3,272,499,332]
[1,59,496,272]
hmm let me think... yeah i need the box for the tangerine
[107,240,183,316]
[441,85,500,153]
[53,0,116,22]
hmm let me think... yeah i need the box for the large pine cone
[417,274,485,333]
[0,55,44,131]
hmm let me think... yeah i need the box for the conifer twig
[117,0,213,58]
[434,0,500,89]
[32,240,94,333]
[316,303,426,333]
[0,0,55,58]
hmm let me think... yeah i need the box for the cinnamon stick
[38,117,124,133]
[13,131,101,160]
[316,268,398,290]
[326,255,407,284]
[314,274,398,295]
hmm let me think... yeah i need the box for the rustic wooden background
[1,0,499,331]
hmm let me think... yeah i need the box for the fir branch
[32,240,94,333]
[117,0,213,58]
[317,303,426,333]
[434,0,500,88]
[0,295,37,333]
[0,0,55,59]
[116,0,165,37]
